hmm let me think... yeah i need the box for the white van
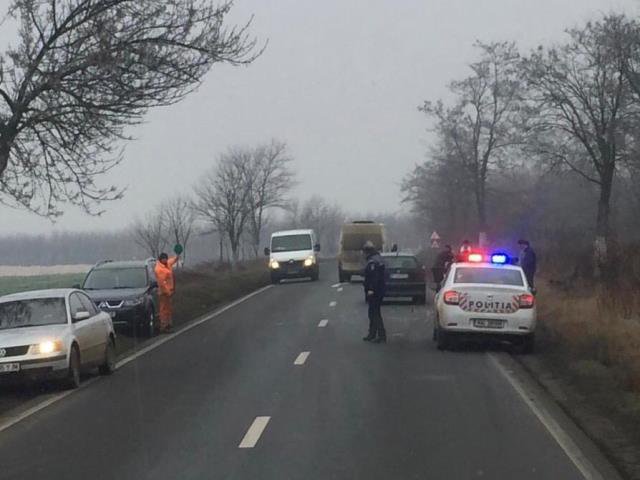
[264,229,320,284]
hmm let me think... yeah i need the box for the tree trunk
[594,159,615,278]
[476,181,488,247]
[0,142,10,177]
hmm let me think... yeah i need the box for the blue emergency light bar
[490,253,509,264]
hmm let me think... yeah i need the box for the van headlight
[304,256,315,267]
[30,340,63,355]
[269,259,280,269]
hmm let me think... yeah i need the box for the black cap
[158,252,169,261]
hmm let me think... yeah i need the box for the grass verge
[0,273,86,296]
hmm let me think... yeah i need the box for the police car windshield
[84,267,147,290]
[271,235,312,252]
[0,298,67,330]
[454,267,523,286]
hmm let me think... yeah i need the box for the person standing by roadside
[362,241,387,344]
[518,239,537,289]
[155,252,180,333]
[432,244,454,292]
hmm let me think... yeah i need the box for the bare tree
[521,14,640,272]
[193,149,252,266]
[420,41,523,245]
[299,196,344,255]
[163,195,196,265]
[245,140,295,256]
[131,207,166,258]
[0,0,260,217]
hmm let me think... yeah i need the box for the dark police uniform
[521,246,537,288]
[363,251,387,342]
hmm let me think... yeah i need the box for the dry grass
[538,282,640,393]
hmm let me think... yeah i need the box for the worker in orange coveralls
[155,252,179,333]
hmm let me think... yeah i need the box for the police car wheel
[436,328,450,350]
[521,334,535,354]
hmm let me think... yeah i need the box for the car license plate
[390,273,409,279]
[473,319,504,329]
[0,363,20,373]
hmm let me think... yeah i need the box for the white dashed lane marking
[318,319,329,327]
[331,283,341,288]
[294,351,310,365]
[239,416,271,449]
[329,301,337,307]
[337,287,343,292]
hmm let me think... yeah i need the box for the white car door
[78,292,109,363]
[69,293,100,366]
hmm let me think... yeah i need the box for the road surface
[0,266,610,479]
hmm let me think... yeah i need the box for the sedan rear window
[384,256,418,269]
[0,298,67,330]
[454,267,523,286]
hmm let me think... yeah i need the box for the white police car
[433,252,536,353]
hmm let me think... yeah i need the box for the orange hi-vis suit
[155,256,178,331]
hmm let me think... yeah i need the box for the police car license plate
[390,273,409,279]
[0,363,20,373]
[473,319,504,329]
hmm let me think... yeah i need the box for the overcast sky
[2,0,639,234]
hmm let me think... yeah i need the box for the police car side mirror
[150,281,158,290]
[264,247,270,256]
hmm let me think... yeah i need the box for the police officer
[518,239,537,288]
[362,240,387,344]
[432,244,454,291]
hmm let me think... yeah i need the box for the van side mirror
[391,244,398,252]
[314,244,321,252]
[264,247,270,256]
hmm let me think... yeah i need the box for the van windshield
[272,235,312,253]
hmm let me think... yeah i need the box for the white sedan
[433,255,536,353]
[0,289,116,388]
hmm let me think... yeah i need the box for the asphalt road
[0,266,593,479]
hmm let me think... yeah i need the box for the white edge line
[0,285,273,434]
[488,353,603,480]
[238,416,271,448]
[294,351,310,365]
[318,319,328,327]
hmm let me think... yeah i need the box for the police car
[433,252,536,353]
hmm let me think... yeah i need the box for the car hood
[270,250,314,262]
[0,324,69,348]
[84,288,148,302]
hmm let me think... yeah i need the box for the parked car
[0,289,116,388]
[433,253,536,352]
[264,229,321,284]
[81,259,158,336]
[381,252,426,303]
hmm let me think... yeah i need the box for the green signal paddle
[173,244,184,255]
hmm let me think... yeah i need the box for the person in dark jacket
[432,244,454,291]
[518,239,537,288]
[362,240,387,343]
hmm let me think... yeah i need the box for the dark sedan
[382,253,427,304]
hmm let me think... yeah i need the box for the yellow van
[337,221,386,282]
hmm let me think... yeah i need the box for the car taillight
[443,290,460,305]
[519,293,535,308]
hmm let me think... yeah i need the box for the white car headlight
[30,340,63,355]
[304,256,315,267]
[269,259,280,269]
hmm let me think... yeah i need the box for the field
[0,272,87,296]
